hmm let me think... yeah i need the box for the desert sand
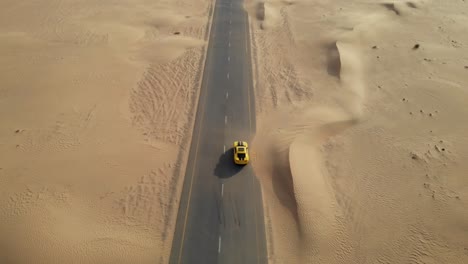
[247,0,468,263]
[0,0,211,263]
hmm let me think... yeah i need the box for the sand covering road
[246,0,468,263]
[0,0,211,263]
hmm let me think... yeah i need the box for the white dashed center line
[225,115,227,124]
[226,92,228,99]
[228,42,231,47]
[229,30,231,36]
[224,145,226,152]
[230,20,232,25]
[228,56,230,62]
[227,73,230,79]
[221,183,224,197]
[218,236,222,253]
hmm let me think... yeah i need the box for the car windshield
[238,153,246,159]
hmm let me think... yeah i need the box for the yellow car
[233,141,250,165]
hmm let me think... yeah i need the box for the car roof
[237,147,246,151]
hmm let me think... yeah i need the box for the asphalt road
[168,0,268,263]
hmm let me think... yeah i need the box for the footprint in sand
[381,3,401,16]
[406,2,418,8]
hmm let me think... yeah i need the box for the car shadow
[214,147,245,179]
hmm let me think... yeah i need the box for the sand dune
[248,0,468,263]
[0,0,211,262]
